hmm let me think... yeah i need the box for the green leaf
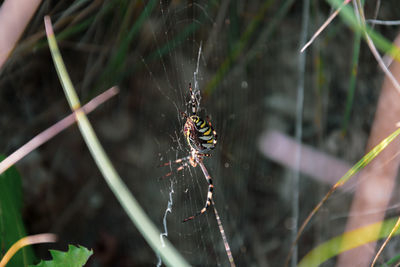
[0,154,36,266]
[30,245,93,267]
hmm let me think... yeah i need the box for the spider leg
[159,156,191,180]
[183,160,214,222]
[159,155,190,167]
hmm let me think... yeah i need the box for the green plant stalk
[44,16,189,267]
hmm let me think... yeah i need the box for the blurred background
[2,0,400,266]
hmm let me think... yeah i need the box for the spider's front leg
[183,160,214,222]
[159,155,191,179]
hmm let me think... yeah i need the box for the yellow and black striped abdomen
[184,115,217,153]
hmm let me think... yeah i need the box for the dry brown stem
[336,34,400,267]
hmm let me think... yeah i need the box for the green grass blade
[289,126,400,264]
[44,16,189,267]
[336,127,400,187]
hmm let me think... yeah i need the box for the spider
[161,83,217,222]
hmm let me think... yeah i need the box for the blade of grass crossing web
[286,126,400,265]
[44,16,189,267]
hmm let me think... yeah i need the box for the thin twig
[0,86,119,175]
[301,0,351,53]
[367,19,400,26]
[285,186,338,266]
[291,0,309,265]
[365,35,400,91]
[371,0,381,29]
[352,0,400,95]
[371,216,400,267]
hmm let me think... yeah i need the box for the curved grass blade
[286,126,400,265]
[44,16,189,267]
[371,216,400,266]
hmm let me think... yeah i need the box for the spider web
[128,1,400,266]
[4,0,400,266]
[5,1,400,266]
[137,1,285,265]
[139,2,233,266]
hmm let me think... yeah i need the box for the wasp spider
[161,83,217,222]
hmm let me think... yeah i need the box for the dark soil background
[1,1,400,266]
